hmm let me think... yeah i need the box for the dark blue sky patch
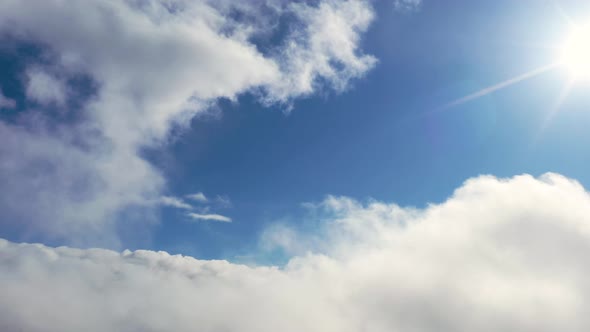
[0,40,99,126]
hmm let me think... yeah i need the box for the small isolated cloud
[0,88,15,109]
[187,212,232,223]
[25,67,68,106]
[186,192,208,203]
[2,173,590,331]
[160,196,192,210]
[393,0,422,12]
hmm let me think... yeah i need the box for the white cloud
[2,173,590,331]
[0,122,161,247]
[25,67,68,106]
[159,196,192,210]
[266,0,377,103]
[0,88,16,109]
[187,212,232,223]
[0,0,376,244]
[186,192,208,203]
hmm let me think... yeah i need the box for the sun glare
[560,22,590,81]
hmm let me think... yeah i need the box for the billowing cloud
[0,0,376,245]
[187,212,232,223]
[1,173,590,331]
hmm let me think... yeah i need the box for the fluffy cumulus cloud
[2,173,590,331]
[0,0,376,245]
[265,0,377,102]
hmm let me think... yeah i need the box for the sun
[560,22,590,81]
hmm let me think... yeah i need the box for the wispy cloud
[393,0,422,12]
[0,88,15,109]
[162,193,232,222]
[215,195,232,208]
[186,192,208,203]
[187,212,232,223]
[159,196,192,210]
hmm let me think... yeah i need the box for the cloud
[1,173,590,331]
[0,88,16,109]
[159,196,192,210]
[265,0,377,103]
[25,67,68,106]
[187,212,232,223]
[216,194,232,208]
[393,0,422,12]
[186,192,208,203]
[0,121,162,247]
[0,0,376,245]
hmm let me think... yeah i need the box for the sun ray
[531,79,574,145]
[436,63,558,112]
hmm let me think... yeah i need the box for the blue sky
[4,1,590,331]
[144,0,590,260]
[0,0,589,260]
[1,0,590,258]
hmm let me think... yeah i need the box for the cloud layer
[0,0,375,245]
[2,173,590,331]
